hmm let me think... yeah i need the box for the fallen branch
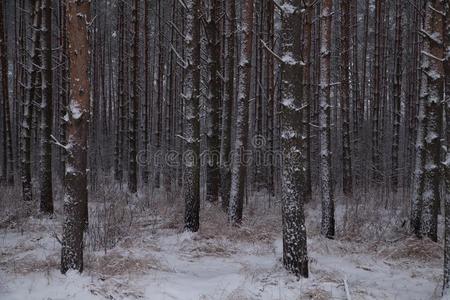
[344,276,352,300]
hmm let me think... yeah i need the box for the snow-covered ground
[0,192,444,300]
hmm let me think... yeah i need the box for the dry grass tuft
[87,250,167,276]
[377,236,442,263]
[1,253,59,275]
[301,287,332,300]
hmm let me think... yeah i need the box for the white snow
[0,198,443,300]
[69,101,82,120]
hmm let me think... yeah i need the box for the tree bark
[443,0,449,292]
[391,0,403,193]
[228,0,254,225]
[128,0,139,193]
[220,0,236,211]
[39,0,54,214]
[340,0,352,197]
[280,0,308,278]
[205,0,221,203]
[61,0,91,274]
[319,0,335,239]
[0,0,14,185]
[420,0,444,242]
[183,0,201,232]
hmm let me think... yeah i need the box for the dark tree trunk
[228,0,254,225]
[39,0,54,214]
[280,0,308,278]
[183,0,201,232]
[205,0,221,203]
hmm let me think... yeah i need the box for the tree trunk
[265,0,276,196]
[228,0,254,225]
[319,0,335,239]
[128,0,139,193]
[0,0,14,185]
[39,0,53,214]
[220,0,236,211]
[372,0,383,184]
[443,0,449,292]
[141,0,150,185]
[420,0,444,242]
[340,0,352,197]
[183,0,201,232]
[391,0,403,193]
[61,0,91,274]
[280,0,308,278]
[205,0,221,203]
[21,0,42,202]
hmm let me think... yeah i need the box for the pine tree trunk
[142,0,150,184]
[154,0,164,189]
[372,0,383,185]
[220,0,236,211]
[183,0,201,232]
[350,0,359,148]
[340,0,352,197]
[39,0,53,214]
[280,0,308,278]
[0,0,14,186]
[21,0,42,201]
[61,0,91,274]
[114,1,125,183]
[391,0,403,193]
[420,0,444,242]
[411,33,427,237]
[443,0,450,292]
[59,1,68,183]
[319,0,335,239]
[228,0,254,225]
[128,0,139,194]
[205,0,221,203]
[302,2,312,203]
[265,0,275,197]
[360,0,369,131]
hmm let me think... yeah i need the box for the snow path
[0,211,443,300]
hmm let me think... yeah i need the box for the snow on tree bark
[391,0,403,193]
[303,3,312,203]
[442,0,449,293]
[205,0,221,203]
[372,0,383,185]
[0,0,14,186]
[220,0,236,211]
[411,71,426,237]
[228,0,254,225]
[21,0,42,202]
[319,0,335,239]
[340,0,352,197]
[266,0,276,197]
[280,0,308,278]
[39,0,54,214]
[61,0,91,274]
[142,0,150,185]
[183,0,201,232]
[128,0,139,194]
[420,0,444,242]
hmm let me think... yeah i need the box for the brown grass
[87,250,168,277]
[377,236,443,263]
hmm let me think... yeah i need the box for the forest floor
[0,187,445,300]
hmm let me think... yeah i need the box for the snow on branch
[260,39,283,63]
